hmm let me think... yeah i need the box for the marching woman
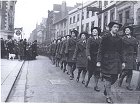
[118,26,138,91]
[65,30,78,80]
[97,21,125,103]
[60,35,70,72]
[85,27,102,92]
[60,36,67,70]
[55,38,62,67]
[50,39,57,65]
[72,32,88,84]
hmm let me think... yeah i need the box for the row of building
[0,1,16,39]
[29,1,140,45]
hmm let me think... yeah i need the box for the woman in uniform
[60,36,69,72]
[72,32,88,84]
[65,30,78,80]
[85,27,102,92]
[50,39,57,65]
[55,38,62,67]
[118,26,138,90]
[97,21,125,103]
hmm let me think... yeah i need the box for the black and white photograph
[1,0,140,103]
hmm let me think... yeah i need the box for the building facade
[53,16,68,39]
[98,1,140,31]
[46,1,74,42]
[28,18,47,44]
[0,1,16,39]
[68,1,99,35]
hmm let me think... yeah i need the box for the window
[77,14,80,22]
[125,10,130,23]
[104,1,108,7]
[119,13,123,23]
[70,17,72,24]
[69,29,71,34]
[104,15,107,29]
[86,11,89,18]
[10,5,13,11]
[77,26,79,33]
[73,16,75,23]
[61,31,63,36]
[104,12,107,29]
[92,11,95,16]
[81,24,84,32]
[64,30,66,36]
[82,12,84,20]
[91,21,95,28]
[98,16,101,28]
[86,23,89,32]
[64,22,66,28]
[0,1,1,9]
[110,11,114,21]
[99,1,102,9]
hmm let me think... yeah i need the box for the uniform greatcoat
[97,33,125,75]
[73,39,87,68]
[55,42,62,59]
[60,40,67,61]
[86,37,101,72]
[122,35,138,69]
[65,37,77,63]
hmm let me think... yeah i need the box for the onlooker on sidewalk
[18,39,24,61]
[1,38,6,58]
[7,39,15,59]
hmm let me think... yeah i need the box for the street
[6,56,140,103]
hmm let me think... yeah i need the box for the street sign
[14,27,23,36]
[16,30,21,36]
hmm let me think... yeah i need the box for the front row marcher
[85,27,102,92]
[65,30,78,80]
[97,21,125,103]
[118,26,138,90]
[72,32,88,84]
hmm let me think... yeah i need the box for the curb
[1,61,25,102]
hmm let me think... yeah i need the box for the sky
[14,0,89,39]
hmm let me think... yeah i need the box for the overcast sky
[14,0,89,39]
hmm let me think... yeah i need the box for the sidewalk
[1,59,25,102]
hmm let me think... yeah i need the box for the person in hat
[60,36,68,72]
[50,39,57,64]
[31,40,38,59]
[72,32,89,84]
[65,29,78,80]
[85,27,102,92]
[55,38,62,67]
[97,21,125,103]
[118,26,138,91]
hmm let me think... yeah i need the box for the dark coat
[55,42,62,59]
[122,35,138,70]
[18,41,24,56]
[86,37,101,71]
[97,33,125,75]
[50,43,57,56]
[31,42,38,57]
[65,37,77,63]
[60,40,67,61]
[137,41,140,62]
[73,39,87,68]
[7,41,15,54]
